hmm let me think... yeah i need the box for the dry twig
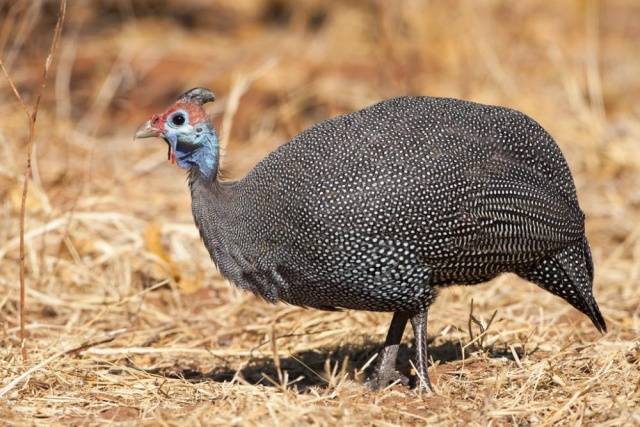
[0,0,67,363]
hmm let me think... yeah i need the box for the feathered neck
[188,167,237,202]
[189,167,219,191]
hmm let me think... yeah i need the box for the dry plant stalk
[0,0,67,363]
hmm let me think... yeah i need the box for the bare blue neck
[175,127,218,180]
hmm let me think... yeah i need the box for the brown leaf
[143,221,179,281]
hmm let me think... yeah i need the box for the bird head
[135,87,219,179]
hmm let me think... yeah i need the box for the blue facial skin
[163,110,218,180]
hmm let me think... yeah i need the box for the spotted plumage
[136,88,606,391]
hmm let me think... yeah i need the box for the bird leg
[410,309,435,392]
[366,312,410,390]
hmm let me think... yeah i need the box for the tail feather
[518,238,606,333]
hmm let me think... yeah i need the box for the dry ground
[0,1,639,425]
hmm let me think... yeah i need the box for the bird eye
[171,113,186,126]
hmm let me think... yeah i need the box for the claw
[412,374,435,394]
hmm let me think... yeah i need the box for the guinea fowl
[135,87,606,391]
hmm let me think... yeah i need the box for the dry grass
[0,0,639,425]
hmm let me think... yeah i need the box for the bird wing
[454,158,585,262]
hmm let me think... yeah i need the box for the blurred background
[0,0,638,424]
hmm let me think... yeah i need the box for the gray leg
[366,312,410,390]
[410,309,435,392]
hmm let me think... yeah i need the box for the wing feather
[456,159,584,261]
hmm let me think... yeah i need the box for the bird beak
[134,120,160,139]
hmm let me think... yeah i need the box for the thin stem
[0,0,67,364]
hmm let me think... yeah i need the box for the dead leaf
[177,274,204,295]
[144,221,179,280]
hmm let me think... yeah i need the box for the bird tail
[518,238,606,333]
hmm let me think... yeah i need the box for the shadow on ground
[139,338,528,391]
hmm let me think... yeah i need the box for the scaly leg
[366,312,410,390]
[410,309,435,392]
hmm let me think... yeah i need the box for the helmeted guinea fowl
[136,87,606,391]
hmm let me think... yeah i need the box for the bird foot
[365,370,410,391]
[412,376,436,395]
